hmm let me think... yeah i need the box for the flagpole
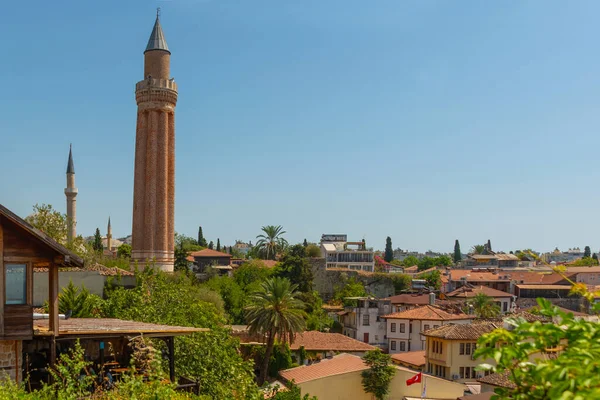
[420,374,424,399]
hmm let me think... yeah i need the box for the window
[5,264,27,305]
[433,325,439,329]
[439,342,443,354]
[391,341,396,351]
[400,323,406,333]
[460,343,465,355]
[408,341,411,351]
[363,314,370,326]
[400,341,406,351]
[391,323,396,332]
[374,335,379,341]
[409,323,413,333]
[466,343,472,355]
[503,302,508,312]
[424,324,430,331]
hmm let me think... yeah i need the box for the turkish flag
[406,372,422,386]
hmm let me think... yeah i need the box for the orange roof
[280,353,368,384]
[446,286,513,298]
[386,294,430,305]
[290,331,376,352]
[390,350,426,367]
[190,249,231,258]
[450,270,569,284]
[383,305,472,321]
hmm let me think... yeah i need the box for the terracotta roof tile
[390,350,426,367]
[386,294,430,305]
[447,286,514,298]
[477,371,516,389]
[280,353,367,384]
[290,331,376,352]
[383,305,472,321]
[190,249,232,258]
[422,322,500,340]
[450,270,570,284]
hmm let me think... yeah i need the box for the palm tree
[471,244,486,255]
[467,293,500,318]
[255,225,288,260]
[245,277,306,385]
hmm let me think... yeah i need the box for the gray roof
[145,16,170,54]
[67,144,75,174]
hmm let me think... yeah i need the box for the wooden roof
[0,203,83,267]
[34,318,207,338]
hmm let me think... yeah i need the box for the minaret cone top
[145,15,170,54]
[67,144,75,174]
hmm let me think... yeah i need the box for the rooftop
[422,322,500,340]
[289,331,376,352]
[33,263,134,277]
[446,286,514,299]
[34,318,207,338]
[145,15,170,54]
[477,370,516,389]
[386,293,430,305]
[280,353,367,384]
[383,305,472,321]
[190,249,232,258]
[450,270,570,284]
[390,350,426,367]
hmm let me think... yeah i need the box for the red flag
[406,372,422,386]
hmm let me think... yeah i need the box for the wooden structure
[0,204,83,381]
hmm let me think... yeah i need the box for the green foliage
[301,291,334,332]
[471,244,485,255]
[44,280,103,318]
[421,270,442,291]
[234,260,274,288]
[593,253,598,262]
[475,297,600,399]
[255,225,288,260]
[466,293,500,318]
[270,382,318,400]
[102,268,259,399]
[303,239,308,247]
[116,243,131,258]
[268,343,294,377]
[584,245,591,258]
[274,245,314,293]
[401,255,419,268]
[384,237,393,262]
[216,238,221,252]
[388,274,412,294]
[175,233,203,252]
[208,241,214,250]
[361,349,396,400]
[417,255,452,271]
[245,277,306,384]
[305,244,321,258]
[198,226,208,247]
[205,275,245,323]
[333,277,367,306]
[454,239,461,263]
[570,257,599,266]
[174,243,191,272]
[93,228,103,252]
[25,203,87,256]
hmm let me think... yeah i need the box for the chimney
[429,292,435,305]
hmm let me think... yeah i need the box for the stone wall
[516,297,584,312]
[311,258,396,301]
[0,340,21,382]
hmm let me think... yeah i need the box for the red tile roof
[383,305,472,321]
[386,294,430,305]
[477,371,516,389]
[449,270,570,284]
[280,353,368,384]
[190,249,232,258]
[446,286,514,298]
[290,331,376,352]
[422,322,500,340]
[390,350,426,367]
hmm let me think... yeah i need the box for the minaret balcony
[135,77,177,92]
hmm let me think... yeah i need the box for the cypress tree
[384,237,393,262]
[216,239,221,252]
[93,228,103,252]
[584,246,592,258]
[303,239,308,247]
[197,226,207,247]
[593,253,598,263]
[453,240,461,263]
[487,239,492,253]
[208,241,214,250]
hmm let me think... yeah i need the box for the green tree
[175,233,202,252]
[584,245,592,258]
[93,228,103,252]
[216,238,221,252]
[454,239,461,263]
[486,239,492,253]
[198,225,208,247]
[422,270,442,291]
[271,382,317,400]
[301,291,334,332]
[303,238,308,247]
[571,257,599,266]
[117,243,132,258]
[466,293,500,318]
[402,255,420,268]
[245,277,306,385]
[334,277,367,306]
[256,225,288,260]
[593,253,598,263]
[475,297,600,399]
[471,244,485,255]
[384,237,393,263]
[305,244,321,257]
[274,245,314,293]
[25,204,87,255]
[208,241,214,250]
[45,280,103,318]
[174,243,191,272]
[389,274,412,294]
[361,349,396,400]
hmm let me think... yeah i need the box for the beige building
[280,353,466,400]
[445,285,515,314]
[423,322,499,382]
[383,305,473,354]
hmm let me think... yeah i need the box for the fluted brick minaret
[65,144,77,243]
[131,12,177,272]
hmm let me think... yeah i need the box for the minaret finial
[157,7,161,19]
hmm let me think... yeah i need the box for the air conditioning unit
[452,374,460,380]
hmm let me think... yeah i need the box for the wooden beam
[48,263,59,337]
[3,256,51,263]
[53,255,64,265]
[168,336,175,383]
[0,223,4,336]
[32,262,51,268]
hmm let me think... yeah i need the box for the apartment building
[320,234,374,272]
[338,297,391,349]
[383,305,472,354]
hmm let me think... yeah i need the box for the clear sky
[2,0,600,253]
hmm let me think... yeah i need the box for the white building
[383,304,473,354]
[338,297,391,349]
[320,234,374,272]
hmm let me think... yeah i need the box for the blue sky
[2,0,600,253]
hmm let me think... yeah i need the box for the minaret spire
[65,144,78,243]
[145,9,170,54]
[107,217,112,252]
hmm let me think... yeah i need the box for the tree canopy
[255,225,288,260]
[384,237,393,262]
[361,349,396,400]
